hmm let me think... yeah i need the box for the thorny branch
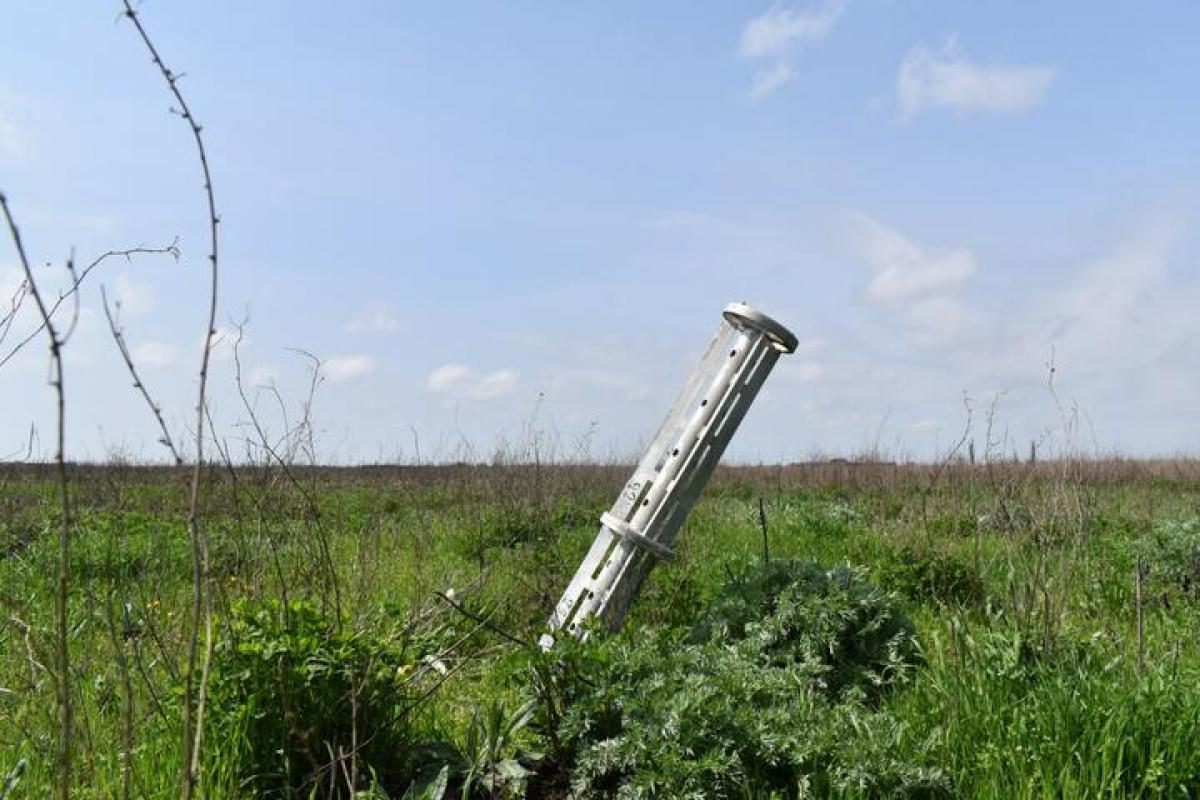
[121,3,220,796]
[0,193,74,800]
[100,283,184,465]
[0,241,179,370]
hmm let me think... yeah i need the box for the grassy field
[3,459,1200,798]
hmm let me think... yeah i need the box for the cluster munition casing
[544,302,798,644]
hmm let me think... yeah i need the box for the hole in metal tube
[729,349,737,357]
[700,399,708,407]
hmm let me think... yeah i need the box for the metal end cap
[722,302,799,353]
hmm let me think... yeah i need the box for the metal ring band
[600,512,674,560]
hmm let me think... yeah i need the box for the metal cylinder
[546,302,798,642]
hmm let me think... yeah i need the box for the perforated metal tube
[545,302,797,643]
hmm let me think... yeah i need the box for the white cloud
[130,341,178,369]
[207,326,241,363]
[748,62,795,102]
[739,2,846,101]
[739,1,847,59]
[427,363,519,401]
[898,38,1055,120]
[249,363,278,387]
[1040,223,1186,372]
[346,303,401,333]
[322,354,375,383]
[854,215,975,308]
[851,214,978,345]
[114,273,154,315]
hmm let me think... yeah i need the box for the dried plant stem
[1135,557,1145,675]
[1,193,73,800]
[101,593,135,800]
[232,333,343,618]
[0,243,178,370]
[758,496,770,565]
[121,5,220,796]
[100,284,183,465]
[434,590,533,649]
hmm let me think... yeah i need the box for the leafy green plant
[692,560,920,700]
[409,699,539,799]
[206,600,435,798]
[1133,518,1200,601]
[531,561,939,798]
[877,546,985,608]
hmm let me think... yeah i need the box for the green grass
[2,463,1200,797]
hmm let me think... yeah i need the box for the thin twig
[100,284,184,465]
[757,496,770,565]
[434,590,533,649]
[232,330,342,618]
[0,242,179,370]
[1135,556,1145,675]
[0,276,29,349]
[101,593,136,800]
[1,192,73,800]
[121,5,220,796]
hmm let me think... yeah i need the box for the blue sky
[2,2,1198,463]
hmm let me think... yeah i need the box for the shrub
[1134,518,1200,600]
[532,561,941,798]
[877,546,985,608]
[691,560,921,701]
[207,600,434,797]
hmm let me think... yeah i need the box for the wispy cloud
[322,354,375,383]
[346,303,401,333]
[739,1,847,102]
[207,325,241,363]
[249,363,278,387]
[851,213,978,345]
[114,273,154,315]
[748,62,795,102]
[739,1,846,59]
[130,341,178,369]
[427,363,518,401]
[856,216,975,307]
[1039,221,1188,374]
[898,38,1055,120]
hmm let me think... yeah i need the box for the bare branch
[100,285,184,465]
[121,4,220,795]
[0,277,29,349]
[232,328,343,618]
[434,590,533,649]
[1,192,73,800]
[0,240,179,370]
